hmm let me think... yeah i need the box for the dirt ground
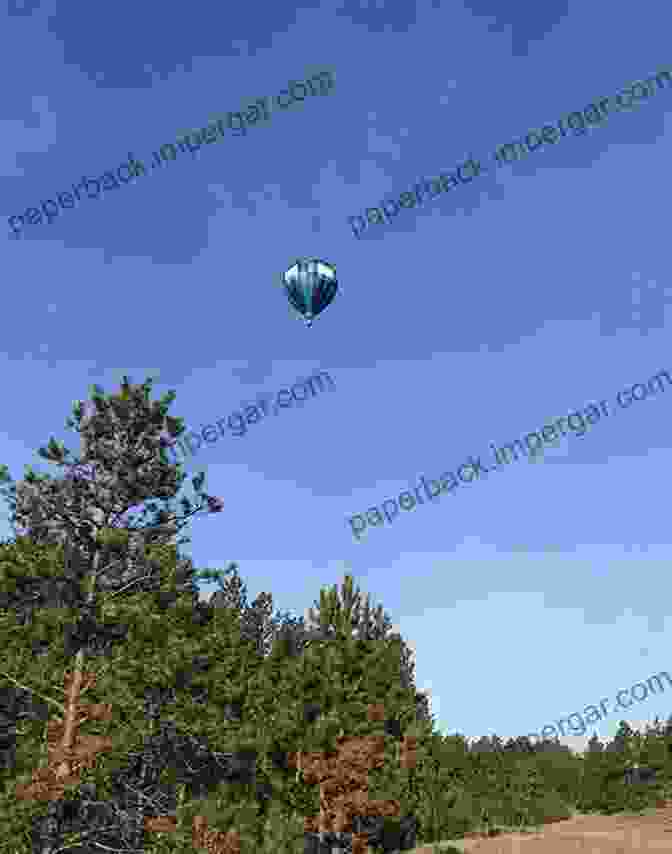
[409,804,672,854]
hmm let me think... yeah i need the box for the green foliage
[3,373,672,850]
[6,546,672,850]
[95,526,132,550]
[0,535,80,591]
[4,558,672,852]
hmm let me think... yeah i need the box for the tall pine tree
[0,375,224,847]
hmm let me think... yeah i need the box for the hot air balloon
[281,259,338,327]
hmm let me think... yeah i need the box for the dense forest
[1,376,671,854]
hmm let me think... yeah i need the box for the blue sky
[1,0,671,756]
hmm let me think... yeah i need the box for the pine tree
[240,573,441,849]
[297,574,435,729]
[0,376,222,599]
[198,563,310,658]
[0,375,224,851]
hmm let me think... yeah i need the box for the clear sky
[1,0,671,757]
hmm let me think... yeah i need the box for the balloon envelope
[282,259,338,327]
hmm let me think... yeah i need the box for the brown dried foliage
[13,666,243,852]
[286,703,418,854]
[14,670,114,802]
[14,666,414,854]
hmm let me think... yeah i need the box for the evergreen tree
[199,563,308,659]
[300,574,435,729]
[0,376,222,601]
[0,375,224,852]
[243,574,442,849]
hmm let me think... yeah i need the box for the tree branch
[0,671,67,715]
